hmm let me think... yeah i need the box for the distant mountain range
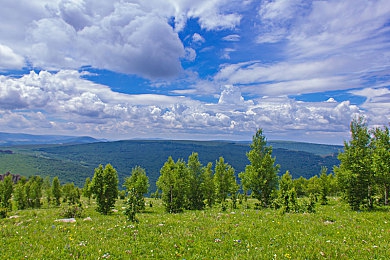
[0,132,102,146]
[0,132,343,192]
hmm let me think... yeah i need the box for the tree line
[1,117,389,220]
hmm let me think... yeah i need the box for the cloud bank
[0,0,389,144]
[1,70,381,144]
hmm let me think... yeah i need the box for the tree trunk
[385,185,389,206]
[367,185,373,209]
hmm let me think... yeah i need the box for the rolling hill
[0,137,343,192]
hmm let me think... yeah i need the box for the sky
[0,0,389,145]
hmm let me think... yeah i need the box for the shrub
[0,207,7,219]
[60,205,84,218]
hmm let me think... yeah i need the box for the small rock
[55,218,76,223]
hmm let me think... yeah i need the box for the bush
[0,207,7,219]
[60,205,84,218]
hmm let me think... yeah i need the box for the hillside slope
[0,140,342,191]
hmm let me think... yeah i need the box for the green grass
[1,198,390,259]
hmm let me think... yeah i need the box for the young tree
[214,157,238,203]
[0,175,13,210]
[43,176,52,206]
[293,176,308,197]
[25,176,43,209]
[372,125,390,205]
[52,176,62,206]
[156,157,188,213]
[306,175,321,199]
[335,116,374,210]
[13,177,27,210]
[276,171,298,213]
[82,177,92,204]
[201,162,215,208]
[319,167,330,205]
[186,152,205,210]
[62,182,80,205]
[124,188,139,222]
[123,166,150,211]
[91,164,119,215]
[239,129,280,207]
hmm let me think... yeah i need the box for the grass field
[1,198,389,259]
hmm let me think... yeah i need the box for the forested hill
[0,140,342,191]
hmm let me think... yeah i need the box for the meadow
[1,198,389,259]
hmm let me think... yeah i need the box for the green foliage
[90,164,119,215]
[123,188,139,222]
[60,204,84,218]
[0,175,13,210]
[51,176,61,206]
[293,176,308,197]
[0,207,7,218]
[13,177,27,210]
[43,176,52,206]
[62,182,80,205]
[201,162,215,208]
[274,171,299,213]
[214,157,238,203]
[371,125,390,205]
[157,157,188,213]
[239,129,279,207]
[335,116,375,210]
[123,166,149,211]
[82,177,92,203]
[1,140,341,193]
[319,167,330,205]
[186,153,205,210]
[25,176,43,209]
[0,152,91,187]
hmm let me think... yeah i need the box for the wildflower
[78,241,87,246]
[102,253,110,258]
[234,239,241,243]
[214,238,222,243]
[284,253,291,259]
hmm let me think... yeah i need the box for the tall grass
[1,198,389,259]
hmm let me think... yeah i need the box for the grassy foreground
[1,198,390,259]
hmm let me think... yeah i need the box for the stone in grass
[55,218,76,223]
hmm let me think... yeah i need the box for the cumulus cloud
[2,68,369,142]
[0,45,25,70]
[0,0,244,78]
[0,0,388,143]
[0,71,368,143]
[218,85,245,105]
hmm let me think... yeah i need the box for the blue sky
[0,0,389,144]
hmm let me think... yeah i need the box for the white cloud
[222,34,240,42]
[218,85,245,105]
[184,48,197,61]
[350,87,390,125]
[192,33,205,43]
[0,72,370,143]
[0,0,388,143]
[0,0,244,78]
[0,45,25,70]
[217,0,390,96]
